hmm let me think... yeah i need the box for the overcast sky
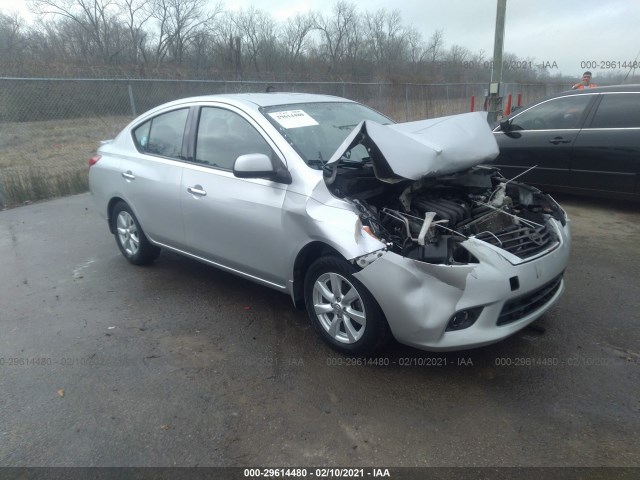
[3,0,640,78]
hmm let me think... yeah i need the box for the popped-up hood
[326,111,500,182]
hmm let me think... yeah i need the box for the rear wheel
[304,256,388,356]
[111,201,160,265]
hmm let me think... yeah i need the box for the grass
[0,116,131,208]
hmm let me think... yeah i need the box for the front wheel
[111,201,161,265]
[304,256,389,356]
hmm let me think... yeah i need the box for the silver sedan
[89,93,570,355]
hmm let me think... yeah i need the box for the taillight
[89,154,101,168]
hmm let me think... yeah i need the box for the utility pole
[487,0,507,124]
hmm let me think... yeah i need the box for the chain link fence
[0,78,566,208]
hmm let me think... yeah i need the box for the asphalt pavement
[0,193,639,467]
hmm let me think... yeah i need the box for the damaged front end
[334,165,567,266]
[323,113,567,267]
[319,112,570,350]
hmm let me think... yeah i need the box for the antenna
[623,50,640,83]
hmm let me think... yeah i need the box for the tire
[111,201,161,265]
[304,256,389,356]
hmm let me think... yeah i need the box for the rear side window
[195,107,273,170]
[133,108,189,159]
[509,95,592,131]
[590,93,640,128]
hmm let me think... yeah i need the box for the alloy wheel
[116,211,140,256]
[312,272,367,344]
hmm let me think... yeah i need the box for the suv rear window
[590,93,640,128]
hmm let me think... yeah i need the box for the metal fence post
[445,84,450,114]
[0,174,6,209]
[127,82,137,117]
[405,84,409,121]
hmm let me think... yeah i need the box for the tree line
[0,0,623,83]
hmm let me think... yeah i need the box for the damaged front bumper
[353,218,571,351]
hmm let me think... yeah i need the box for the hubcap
[116,211,140,256]
[312,272,366,344]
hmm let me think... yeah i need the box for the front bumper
[353,218,571,351]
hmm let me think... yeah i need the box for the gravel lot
[0,193,638,468]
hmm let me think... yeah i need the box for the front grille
[497,274,563,326]
[475,223,555,259]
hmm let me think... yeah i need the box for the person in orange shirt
[572,71,597,89]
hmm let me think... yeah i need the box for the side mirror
[499,118,512,132]
[233,153,292,184]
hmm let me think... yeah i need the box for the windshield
[261,102,393,169]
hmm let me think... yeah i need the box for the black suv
[492,85,640,200]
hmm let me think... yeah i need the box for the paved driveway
[0,193,639,467]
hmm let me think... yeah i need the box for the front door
[493,94,596,188]
[180,105,291,287]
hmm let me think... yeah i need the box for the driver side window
[510,95,592,131]
[195,107,274,170]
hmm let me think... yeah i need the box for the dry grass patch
[0,116,131,207]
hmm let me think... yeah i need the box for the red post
[504,93,512,116]
[470,95,475,112]
[517,93,522,107]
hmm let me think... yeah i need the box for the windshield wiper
[335,123,358,130]
[306,158,326,170]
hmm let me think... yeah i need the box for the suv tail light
[89,154,101,168]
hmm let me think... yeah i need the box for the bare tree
[280,12,315,69]
[208,13,237,73]
[342,13,363,76]
[426,29,444,63]
[149,0,222,64]
[0,12,26,53]
[363,9,385,65]
[15,0,557,83]
[405,26,426,73]
[119,0,151,63]
[28,0,120,62]
[231,7,278,75]
[0,11,28,72]
[447,44,471,63]
[315,1,358,73]
[363,9,406,66]
[442,44,471,81]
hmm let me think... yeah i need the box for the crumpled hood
[326,111,499,181]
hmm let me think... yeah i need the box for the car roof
[501,84,640,122]
[156,92,354,111]
[557,84,640,95]
[534,84,640,105]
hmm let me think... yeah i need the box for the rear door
[493,94,596,188]
[571,92,640,196]
[124,107,190,247]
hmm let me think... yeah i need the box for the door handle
[548,136,571,145]
[121,171,135,180]
[187,185,207,197]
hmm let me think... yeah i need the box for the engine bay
[324,162,566,265]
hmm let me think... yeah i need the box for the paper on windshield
[268,110,319,129]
